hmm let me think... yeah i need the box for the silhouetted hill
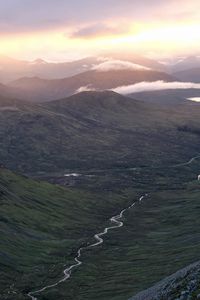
[1,90,200,174]
[171,56,200,73]
[9,69,176,102]
[128,89,200,106]
[173,68,200,83]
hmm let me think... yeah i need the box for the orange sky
[0,0,200,60]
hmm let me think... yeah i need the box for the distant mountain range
[173,68,200,83]
[1,53,200,84]
[0,55,99,83]
[171,56,200,72]
[0,53,166,84]
[1,53,200,102]
[169,56,200,83]
[8,69,175,102]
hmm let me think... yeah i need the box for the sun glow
[98,22,200,55]
[1,22,200,60]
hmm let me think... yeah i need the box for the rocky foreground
[129,261,200,300]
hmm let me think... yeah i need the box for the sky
[1,0,200,61]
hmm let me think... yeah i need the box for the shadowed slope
[9,69,176,102]
[1,90,200,175]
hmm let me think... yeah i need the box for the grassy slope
[0,167,135,299]
[41,162,200,300]
[1,91,200,299]
[1,159,200,299]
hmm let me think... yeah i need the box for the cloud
[112,81,200,94]
[92,59,151,72]
[0,0,193,34]
[75,85,95,93]
[1,0,199,61]
[70,23,128,39]
[188,97,200,102]
[75,80,200,96]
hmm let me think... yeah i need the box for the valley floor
[1,156,200,300]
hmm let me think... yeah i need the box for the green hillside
[1,156,200,299]
[0,166,135,299]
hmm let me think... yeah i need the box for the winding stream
[171,155,200,168]
[27,154,200,299]
[27,194,148,299]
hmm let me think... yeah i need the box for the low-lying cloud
[75,85,96,93]
[75,80,200,96]
[187,97,200,102]
[92,59,151,72]
[112,80,200,94]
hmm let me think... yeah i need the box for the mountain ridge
[8,69,176,102]
[1,90,200,175]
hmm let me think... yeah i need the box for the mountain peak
[31,58,47,65]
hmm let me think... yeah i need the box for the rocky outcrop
[129,261,200,300]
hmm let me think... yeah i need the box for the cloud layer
[2,0,199,60]
[92,60,151,72]
[75,81,200,95]
[70,23,129,39]
[0,0,198,34]
[75,85,96,93]
[112,81,200,94]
